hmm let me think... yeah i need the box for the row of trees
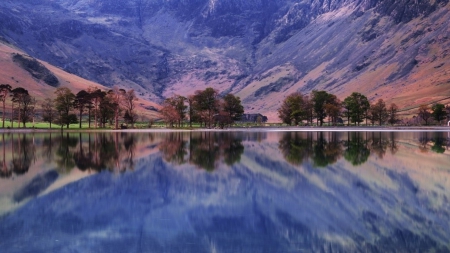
[279,90,450,126]
[0,84,139,129]
[415,103,450,125]
[160,87,244,128]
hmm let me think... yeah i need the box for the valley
[0,0,449,121]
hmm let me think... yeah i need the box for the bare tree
[388,103,399,125]
[107,87,125,129]
[418,104,432,125]
[41,98,57,129]
[122,89,138,128]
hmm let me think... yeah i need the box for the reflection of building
[239,113,268,123]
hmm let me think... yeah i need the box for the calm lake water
[0,131,449,252]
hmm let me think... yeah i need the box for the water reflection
[277,132,409,167]
[0,131,447,178]
[0,131,449,252]
[159,132,244,171]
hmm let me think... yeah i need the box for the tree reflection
[0,133,11,178]
[54,132,78,173]
[370,132,389,159]
[159,132,245,171]
[312,132,342,167]
[220,133,244,166]
[159,132,188,165]
[278,132,314,166]
[73,133,93,171]
[418,132,430,153]
[189,132,220,171]
[278,132,343,167]
[430,133,447,154]
[417,132,448,154]
[11,133,36,175]
[344,132,370,166]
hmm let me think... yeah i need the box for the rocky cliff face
[0,0,449,119]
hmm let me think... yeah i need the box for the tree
[160,101,180,127]
[278,92,306,125]
[311,90,333,126]
[0,84,11,128]
[370,99,388,126]
[88,88,105,128]
[41,98,57,128]
[187,95,198,127]
[193,88,219,128]
[54,87,77,129]
[122,89,138,128]
[431,103,446,125]
[98,94,115,128]
[107,87,125,129]
[74,90,92,128]
[418,104,432,125]
[11,87,29,128]
[222,93,244,127]
[162,95,187,127]
[387,103,399,125]
[324,94,341,126]
[343,92,370,126]
[18,95,35,127]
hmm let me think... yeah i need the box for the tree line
[0,84,139,129]
[278,90,450,126]
[160,87,244,128]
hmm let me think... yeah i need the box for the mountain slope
[0,40,160,119]
[1,0,449,120]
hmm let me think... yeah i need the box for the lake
[0,131,449,252]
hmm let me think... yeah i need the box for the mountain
[1,0,449,120]
[0,40,160,119]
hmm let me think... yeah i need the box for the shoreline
[0,126,449,133]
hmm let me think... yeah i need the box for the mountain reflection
[0,131,450,252]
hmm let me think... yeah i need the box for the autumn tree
[370,99,389,126]
[278,92,306,126]
[311,90,333,126]
[160,99,180,127]
[324,94,342,126]
[54,87,77,129]
[387,103,399,125]
[122,89,138,128]
[0,84,11,128]
[107,87,125,129]
[88,88,105,128]
[161,95,186,127]
[41,98,57,129]
[418,104,432,125]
